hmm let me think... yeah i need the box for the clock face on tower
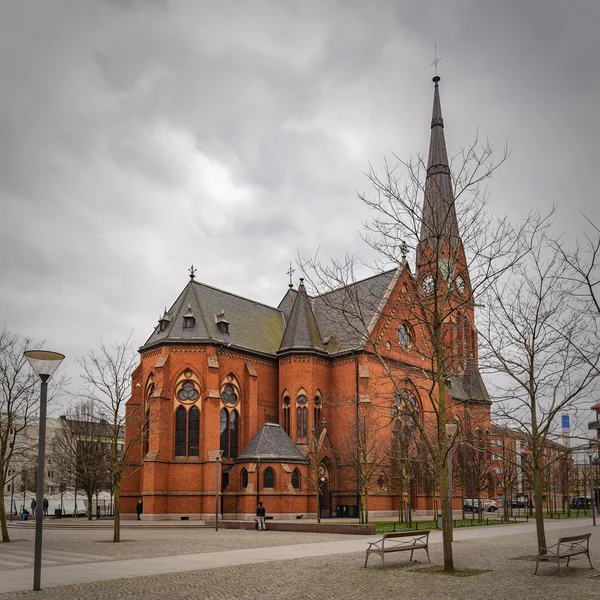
[422,274,434,294]
[455,275,466,294]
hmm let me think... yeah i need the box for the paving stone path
[0,519,597,599]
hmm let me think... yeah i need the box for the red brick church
[121,78,492,520]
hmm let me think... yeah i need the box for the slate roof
[279,280,325,354]
[277,287,297,324]
[311,269,399,353]
[141,280,286,356]
[417,77,461,264]
[235,423,308,464]
[143,268,399,357]
[448,354,491,404]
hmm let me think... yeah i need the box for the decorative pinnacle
[430,43,442,77]
[286,262,295,288]
[189,264,197,281]
[400,241,409,264]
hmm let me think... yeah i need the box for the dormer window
[183,304,195,329]
[158,308,171,332]
[216,311,230,335]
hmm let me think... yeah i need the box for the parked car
[463,499,498,512]
[510,499,534,509]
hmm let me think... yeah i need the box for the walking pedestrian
[43,498,49,516]
[136,498,143,521]
[30,498,36,516]
[256,501,266,531]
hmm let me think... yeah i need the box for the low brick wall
[214,520,376,535]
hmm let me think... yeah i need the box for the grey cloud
[1,0,599,394]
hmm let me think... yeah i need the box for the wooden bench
[364,530,430,567]
[534,533,594,576]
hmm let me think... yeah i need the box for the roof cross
[189,264,197,281]
[430,43,442,77]
[286,262,295,288]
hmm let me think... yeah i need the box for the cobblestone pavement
[0,522,598,600]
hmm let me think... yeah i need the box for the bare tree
[301,110,528,570]
[79,337,139,542]
[390,413,428,527]
[307,420,331,523]
[479,226,600,552]
[53,401,111,520]
[338,408,387,524]
[0,326,41,542]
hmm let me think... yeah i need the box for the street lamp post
[589,452,596,527]
[446,422,458,541]
[24,350,65,592]
[208,449,224,531]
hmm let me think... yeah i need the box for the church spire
[417,76,460,265]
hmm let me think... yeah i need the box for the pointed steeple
[417,76,460,265]
[278,278,325,354]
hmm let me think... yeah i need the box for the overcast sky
[1,0,599,399]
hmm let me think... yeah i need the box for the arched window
[263,467,275,489]
[456,312,463,364]
[241,468,248,489]
[144,382,154,455]
[291,468,300,490]
[283,395,290,436]
[175,406,187,456]
[397,323,412,349]
[296,406,308,438]
[463,316,469,358]
[188,406,200,456]
[229,410,239,458]
[314,396,322,434]
[220,408,239,459]
[220,408,228,455]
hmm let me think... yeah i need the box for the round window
[221,384,237,405]
[297,395,307,406]
[177,381,199,402]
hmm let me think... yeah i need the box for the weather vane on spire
[430,43,442,77]
[189,264,197,281]
[286,262,295,288]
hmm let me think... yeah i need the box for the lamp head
[24,350,65,381]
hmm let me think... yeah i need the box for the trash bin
[54,509,62,519]
[348,504,358,518]
[436,514,442,529]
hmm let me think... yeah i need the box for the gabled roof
[141,280,286,356]
[417,76,461,265]
[235,423,308,464]
[311,269,399,353]
[279,279,325,354]
[448,355,490,404]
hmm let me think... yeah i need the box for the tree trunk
[317,489,321,524]
[86,491,93,520]
[533,458,547,553]
[0,487,9,542]
[436,341,454,572]
[113,483,121,542]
